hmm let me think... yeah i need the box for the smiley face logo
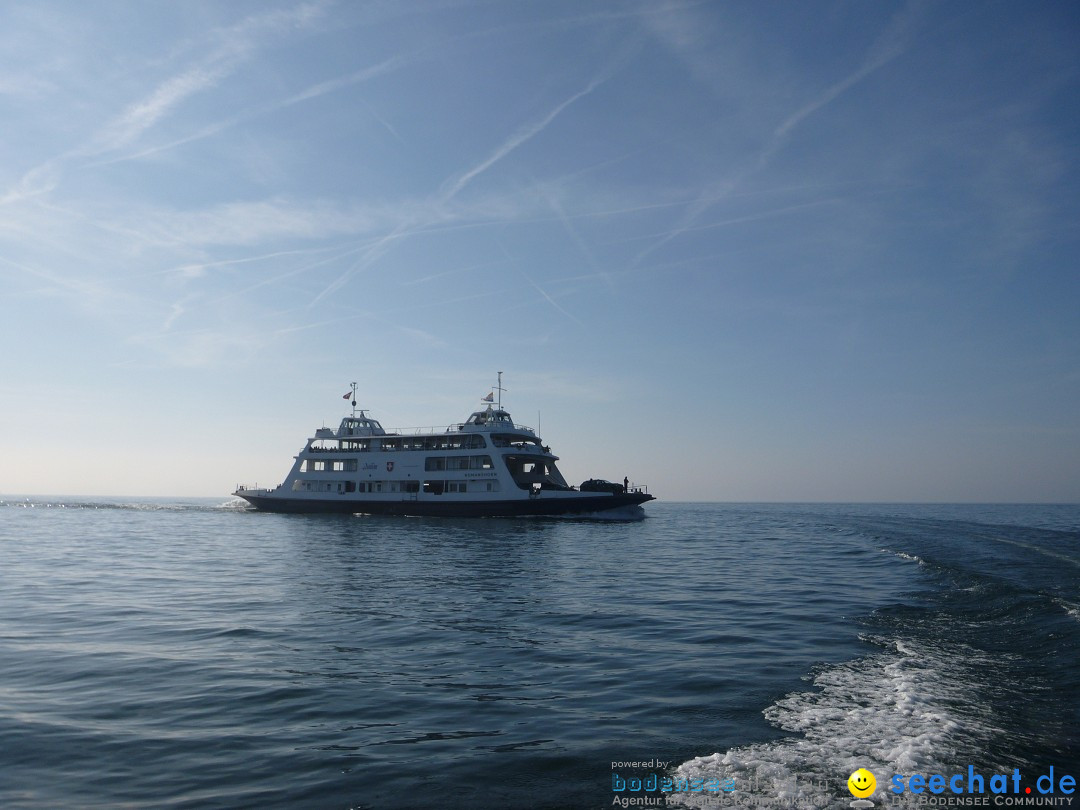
[848,768,876,798]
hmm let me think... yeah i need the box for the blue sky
[2,0,1078,501]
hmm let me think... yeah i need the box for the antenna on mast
[349,382,357,417]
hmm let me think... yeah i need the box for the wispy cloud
[521,272,583,326]
[129,323,275,368]
[138,197,393,247]
[633,1,922,265]
[439,74,607,202]
[2,1,330,200]
[162,245,347,281]
[397,325,448,349]
[496,237,583,326]
[301,69,615,306]
[400,260,500,287]
[96,66,228,152]
[630,179,738,268]
[630,196,846,243]
[0,73,56,98]
[208,242,373,305]
[162,300,189,331]
[761,3,921,167]
[0,161,63,206]
[93,50,419,167]
[534,180,613,288]
[0,252,152,318]
[307,221,412,306]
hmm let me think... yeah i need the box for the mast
[495,371,506,411]
[349,381,357,417]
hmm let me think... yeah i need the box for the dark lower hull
[235,491,654,517]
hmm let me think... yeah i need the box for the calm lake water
[1,500,1077,808]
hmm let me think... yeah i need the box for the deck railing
[335,422,536,438]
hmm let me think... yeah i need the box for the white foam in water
[1054,598,1080,623]
[671,637,999,809]
[890,551,925,566]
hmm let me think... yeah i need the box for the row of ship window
[337,435,489,451]
[310,435,540,452]
[303,455,494,473]
[291,480,501,494]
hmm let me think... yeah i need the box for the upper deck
[458,408,534,435]
[327,406,535,442]
[337,414,387,437]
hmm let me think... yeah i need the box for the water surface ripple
[1,500,1076,808]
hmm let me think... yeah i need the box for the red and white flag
[481,392,494,402]
[343,392,353,400]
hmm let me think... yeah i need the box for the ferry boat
[233,376,654,518]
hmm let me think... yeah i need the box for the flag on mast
[481,392,494,402]
[343,392,352,400]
